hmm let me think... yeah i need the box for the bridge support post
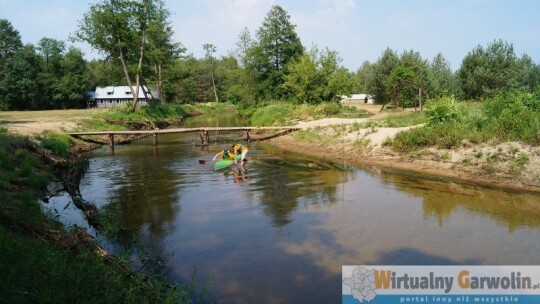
[152,133,158,146]
[108,134,115,154]
[246,130,250,143]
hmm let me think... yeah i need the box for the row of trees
[0,20,88,110]
[356,40,540,105]
[1,1,539,111]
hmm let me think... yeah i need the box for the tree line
[1,1,539,111]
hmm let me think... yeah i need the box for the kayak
[213,154,241,171]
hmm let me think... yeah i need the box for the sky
[1,0,540,71]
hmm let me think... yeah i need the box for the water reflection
[62,114,540,303]
[373,168,540,231]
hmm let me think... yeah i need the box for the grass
[249,102,371,126]
[38,131,72,156]
[379,112,427,127]
[0,132,194,303]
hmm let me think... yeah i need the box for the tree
[355,60,375,93]
[458,39,522,99]
[145,0,184,103]
[75,0,154,109]
[37,38,66,108]
[246,5,303,101]
[284,46,354,104]
[233,27,254,67]
[0,19,23,68]
[386,65,417,108]
[0,45,42,110]
[427,52,458,98]
[203,43,219,102]
[518,54,540,92]
[55,47,90,108]
[369,48,399,104]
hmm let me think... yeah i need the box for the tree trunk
[158,62,163,103]
[131,0,149,111]
[117,39,137,101]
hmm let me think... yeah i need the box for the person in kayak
[232,143,248,164]
[213,149,234,161]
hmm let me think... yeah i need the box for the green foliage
[386,65,417,108]
[386,90,540,151]
[38,131,71,156]
[427,52,459,98]
[425,96,459,125]
[369,48,399,104]
[0,45,42,110]
[283,46,354,104]
[483,90,540,144]
[458,39,525,99]
[245,5,304,101]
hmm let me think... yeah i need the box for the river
[45,114,540,303]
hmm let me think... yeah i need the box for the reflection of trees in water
[101,154,181,251]
[251,157,353,228]
[376,170,540,232]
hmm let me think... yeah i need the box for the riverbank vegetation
[0,130,194,302]
[386,91,540,152]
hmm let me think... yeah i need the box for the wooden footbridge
[68,126,301,153]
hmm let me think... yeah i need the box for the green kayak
[213,154,241,171]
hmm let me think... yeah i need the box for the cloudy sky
[1,0,540,71]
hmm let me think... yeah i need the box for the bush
[425,96,459,125]
[484,91,540,145]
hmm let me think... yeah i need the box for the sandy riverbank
[268,116,540,193]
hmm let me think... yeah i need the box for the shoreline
[267,133,540,194]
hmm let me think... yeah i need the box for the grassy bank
[0,130,191,303]
[79,102,236,131]
[385,92,540,152]
[248,102,371,126]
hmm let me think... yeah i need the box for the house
[86,86,158,108]
[340,93,374,105]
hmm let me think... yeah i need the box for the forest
[1,1,539,111]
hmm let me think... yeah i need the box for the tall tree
[427,52,458,98]
[56,47,90,108]
[203,43,219,102]
[369,48,399,104]
[247,5,303,101]
[37,38,66,108]
[0,19,23,69]
[75,0,154,109]
[458,39,522,99]
[0,45,42,110]
[145,0,184,103]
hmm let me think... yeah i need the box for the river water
[46,114,540,303]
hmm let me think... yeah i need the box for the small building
[341,93,374,105]
[86,86,158,108]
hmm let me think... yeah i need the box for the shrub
[425,96,459,125]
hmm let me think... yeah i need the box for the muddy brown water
[44,114,540,303]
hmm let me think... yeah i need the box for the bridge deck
[68,126,301,136]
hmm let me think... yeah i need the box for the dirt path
[0,109,101,136]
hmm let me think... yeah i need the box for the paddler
[213,148,234,161]
[231,143,248,164]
